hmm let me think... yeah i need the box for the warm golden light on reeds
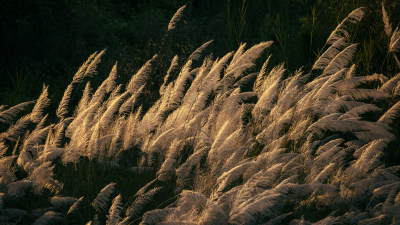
[1,4,400,224]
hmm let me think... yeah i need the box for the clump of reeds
[1,4,400,225]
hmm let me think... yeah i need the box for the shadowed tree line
[1,0,399,108]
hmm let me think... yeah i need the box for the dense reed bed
[1,4,400,225]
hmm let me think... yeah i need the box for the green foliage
[1,0,400,105]
[1,69,31,107]
[226,0,249,49]
[223,0,400,73]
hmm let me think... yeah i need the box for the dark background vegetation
[1,0,400,107]
[1,1,400,223]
